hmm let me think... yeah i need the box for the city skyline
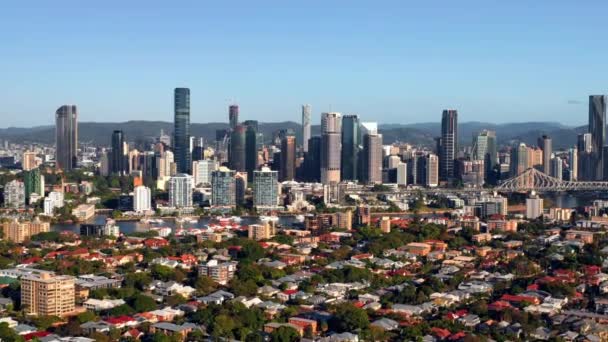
[2,2,608,127]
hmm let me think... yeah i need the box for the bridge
[494,168,608,193]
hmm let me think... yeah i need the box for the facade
[551,157,563,180]
[538,135,552,175]
[473,130,497,178]
[341,115,361,181]
[253,167,279,209]
[304,136,322,182]
[22,151,37,171]
[192,159,218,186]
[526,193,544,219]
[229,104,239,130]
[321,112,342,184]
[229,125,246,172]
[174,88,191,174]
[578,133,593,181]
[302,104,311,152]
[168,174,193,208]
[111,130,128,175]
[280,135,296,181]
[362,133,383,183]
[198,260,237,285]
[569,148,578,181]
[43,191,64,216]
[510,143,529,176]
[21,271,75,316]
[3,180,25,209]
[72,204,96,221]
[55,105,78,171]
[396,162,407,185]
[133,185,152,213]
[589,95,607,180]
[439,109,458,181]
[235,172,247,205]
[1,219,50,243]
[80,221,120,237]
[211,167,236,207]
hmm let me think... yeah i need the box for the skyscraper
[192,159,218,186]
[305,136,322,182]
[425,154,439,187]
[280,134,296,181]
[254,167,279,210]
[569,148,578,181]
[111,130,128,175]
[362,133,383,184]
[302,104,312,152]
[133,186,152,213]
[229,105,239,130]
[22,151,37,171]
[321,112,342,184]
[244,120,259,180]
[174,88,191,174]
[551,157,563,180]
[589,95,607,180]
[3,180,25,209]
[510,143,529,176]
[229,125,246,172]
[168,174,193,208]
[23,168,44,203]
[538,135,552,175]
[439,109,458,182]
[473,130,497,179]
[55,105,78,171]
[341,115,361,181]
[211,167,236,207]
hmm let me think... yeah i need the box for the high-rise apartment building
[174,88,191,174]
[526,193,544,219]
[192,159,218,186]
[280,135,296,181]
[321,112,342,184]
[211,167,236,207]
[198,260,237,285]
[253,167,279,210]
[425,153,439,187]
[589,95,607,180]
[168,174,193,208]
[22,151,37,171]
[111,130,128,175]
[362,133,383,184]
[569,148,578,181]
[4,180,25,209]
[23,168,44,203]
[55,105,78,171]
[21,270,75,317]
[229,125,246,172]
[43,191,64,216]
[439,109,458,182]
[538,135,552,175]
[248,222,276,240]
[229,105,239,130]
[133,185,152,213]
[341,115,361,181]
[302,105,312,152]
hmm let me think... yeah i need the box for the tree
[131,294,157,312]
[211,314,235,338]
[270,326,300,342]
[195,275,217,295]
[76,310,97,324]
[30,315,61,330]
[0,322,24,342]
[331,303,369,332]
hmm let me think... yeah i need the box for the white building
[43,191,65,216]
[253,167,280,210]
[133,186,152,213]
[169,174,193,208]
[396,162,407,186]
[526,192,544,219]
[192,159,218,187]
[3,180,25,209]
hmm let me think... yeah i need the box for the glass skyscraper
[302,104,311,152]
[174,88,191,174]
[341,115,361,181]
[55,105,78,171]
[439,109,458,181]
[243,120,259,180]
[589,95,606,180]
[211,167,236,207]
[111,130,127,175]
[229,124,246,172]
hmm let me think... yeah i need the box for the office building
[244,120,259,179]
[111,130,128,175]
[396,162,407,185]
[211,167,236,207]
[510,143,529,176]
[229,104,239,130]
[248,222,276,241]
[21,271,75,317]
[341,115,361,181]
[551,157,563,180]
[235,172,247,205]
[589,95,607,180]
[198,260,237,285]
[43,191,64,216]
[320,112,342,184]
[192,159,218,186]
[526,193,544,219]
[280,134,296,181]
[362,133,383,183]
[439,109,458,181]
[174,88,191,174]
[304,136,322,182]
[302,104,312,152]
[23,168,44,203]
[569,148,578,181]
[168,174,193,208]
[133,185,152,213]
[80,220,120,237]
[578,133,593,181]
[3,180,25,209]
[253,167,279,209]
[191,137,204,162]
[538,135,552,175]
[1,219,50,243]
[22,151,37,171]
[229,124,246,172]
[55,105,78,171]
[473,130,497,178]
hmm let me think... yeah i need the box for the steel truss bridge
[494,168,608,193]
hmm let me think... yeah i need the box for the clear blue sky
[0,1,605,127]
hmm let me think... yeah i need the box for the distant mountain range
[0,121,587,149]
